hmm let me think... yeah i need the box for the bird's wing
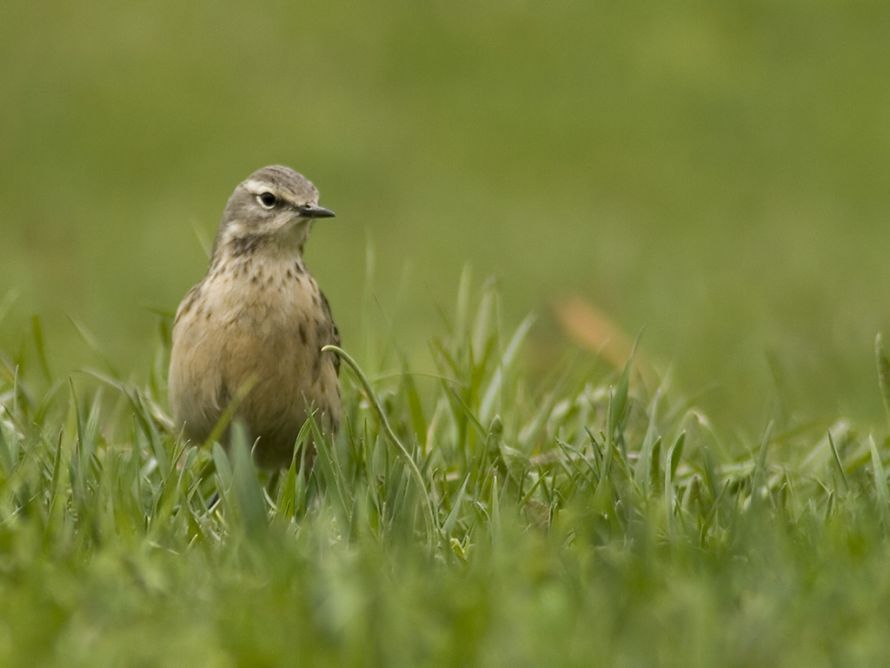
[319,290,341,376]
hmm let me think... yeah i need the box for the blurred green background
[1,0,888,429]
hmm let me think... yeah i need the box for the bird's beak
[298,205,336,219]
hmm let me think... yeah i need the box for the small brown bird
[168,165,342,468]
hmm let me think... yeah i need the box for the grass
[3,3,890,664]
[2,280,890,666]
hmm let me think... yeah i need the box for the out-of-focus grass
[2,282,890,665]
[1,2,889,428]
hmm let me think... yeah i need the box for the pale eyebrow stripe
[242,179,275,195]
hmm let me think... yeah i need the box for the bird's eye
[257,192,278,209]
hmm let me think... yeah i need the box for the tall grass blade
[868,435,888,519]
[876,334,890,428]
[480,314,535,425]
[324,344,440,545]
[31,315,52,382]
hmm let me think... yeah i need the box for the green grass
[3,3,890,661]
[2,281,890,666]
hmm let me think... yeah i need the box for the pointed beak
[298,204,336,219]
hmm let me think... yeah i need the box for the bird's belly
[169,272,339,461]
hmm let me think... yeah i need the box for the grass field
[3,286,890,665]
[3,1,890,665]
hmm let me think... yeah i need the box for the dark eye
[257,192,277,209]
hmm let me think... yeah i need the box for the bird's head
[213,165,335,259]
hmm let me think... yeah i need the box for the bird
[168,165,342,469]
